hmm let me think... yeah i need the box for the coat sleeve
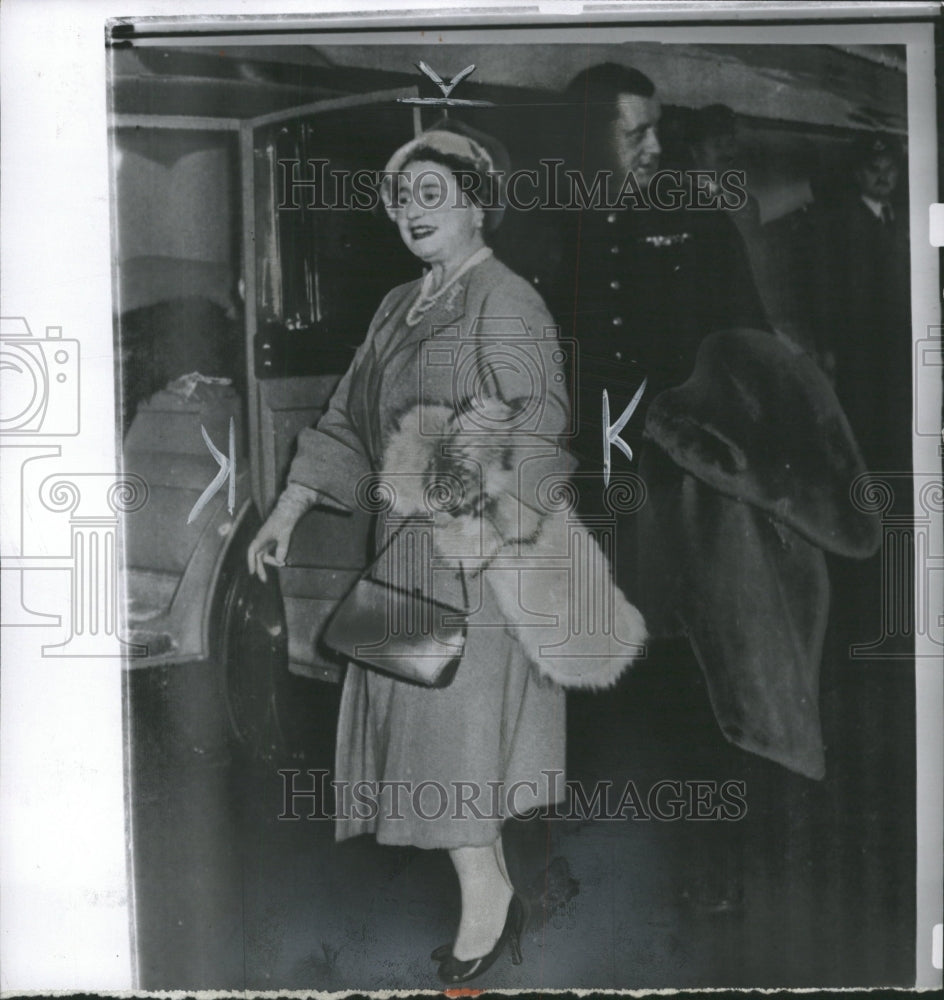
[285,287,400,511]
[477,277,572,441]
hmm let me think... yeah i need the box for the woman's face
[389,159,484,266]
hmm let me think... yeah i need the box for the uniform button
[609,279,620,290]
[612,316,623,327]
[606,212,618,224]
[615,350,623,361]
[610,245,620,255]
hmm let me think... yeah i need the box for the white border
[0,0,939,992]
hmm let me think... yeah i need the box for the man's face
[609,93,662,184]
[855,154,900,202]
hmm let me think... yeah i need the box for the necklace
[405,247,493,326]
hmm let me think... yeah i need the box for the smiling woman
[384,158,490,323]
[246,117,645,985]
[97,23,932,994]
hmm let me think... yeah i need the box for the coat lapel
[424,276,469,330]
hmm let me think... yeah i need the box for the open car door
[241,88,420,682]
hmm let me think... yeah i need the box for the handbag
[323,562,468,688]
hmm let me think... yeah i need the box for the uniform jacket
[287,253,646,689]
[550,204,770,468]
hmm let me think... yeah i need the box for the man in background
[552,64,768,485]
[813,132,911,475]
[686,102,762,238]
[552,63,771,917]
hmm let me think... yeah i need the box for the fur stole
[380,400,647,689]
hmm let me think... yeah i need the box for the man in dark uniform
[813,132,911,475]
[551,63,768,489]
[552,63,774,917]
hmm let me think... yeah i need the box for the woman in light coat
[248,120,645,984]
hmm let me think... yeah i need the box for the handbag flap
[323,575,466,687]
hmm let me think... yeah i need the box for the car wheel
[217,538,290,762]
[214,511,334,765]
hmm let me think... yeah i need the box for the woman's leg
[493,835,513,890]
[448,836,514,960]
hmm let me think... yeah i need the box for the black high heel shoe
[437,894,526,984]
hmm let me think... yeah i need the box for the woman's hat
[381,118,509,231]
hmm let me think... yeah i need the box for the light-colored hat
[381,118,508,231]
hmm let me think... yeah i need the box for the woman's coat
[286,254,646,846]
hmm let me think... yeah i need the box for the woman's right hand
[247,502,304,583]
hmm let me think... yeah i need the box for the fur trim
[382,402,647,689]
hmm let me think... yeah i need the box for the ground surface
[127,627,916,991]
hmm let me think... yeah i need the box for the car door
[241,88,420,680]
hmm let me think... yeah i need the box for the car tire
[214,510,335,765]
[216,525,290,761]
